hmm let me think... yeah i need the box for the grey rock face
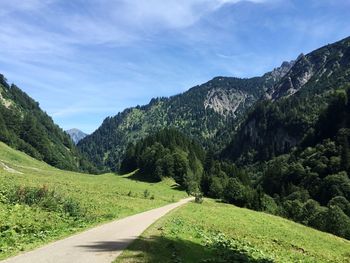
[66,129,87,144]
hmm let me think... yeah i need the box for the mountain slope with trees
[120,128,205,194]
[120,36,350,240]
[122,89,350,240]
[78,62,293,171]
[250,89,350,239]
[0,75,94,172]
[223,36,350,164]
[217,36,350,239]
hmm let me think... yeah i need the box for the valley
[0,11,350,262]
[0,142,186,260]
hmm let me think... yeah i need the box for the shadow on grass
[170,183,185,191]
[123,171,160,183]
[124,172,185,192]
[80,236,274,263]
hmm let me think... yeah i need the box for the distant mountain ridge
[79,36,350,172]
[66,129,87,144]
[78,60,294,171]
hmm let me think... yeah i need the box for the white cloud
[0,0,270,80]
[0,0,268,49]
[113,0,268,31]
[0,0,272,131]
[0,0,55,15]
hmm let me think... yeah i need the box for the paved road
[1,198,193,263]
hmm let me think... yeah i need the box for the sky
[0,0,350,133]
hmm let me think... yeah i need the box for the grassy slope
[0,142,186,259]
[117,199,350,263]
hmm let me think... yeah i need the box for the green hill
[117,199,350,263]
[0,141,187,260]
[0,75,94,172]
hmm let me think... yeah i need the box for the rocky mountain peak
[66,129,88,144]
[268,60,295,82]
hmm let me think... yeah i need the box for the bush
[208,175,228,199]
[310,205,350,239]
[63,198,84,218]
[328,196,350,217]
[260,195,280,215]
[223,178,250,207]
[320,172,350,204]
[194,192,203,204]
[324,205,350,239]
[301,199,323,225]
[282,200,304,221]
[143,189,150,198]
[4,185,85,218]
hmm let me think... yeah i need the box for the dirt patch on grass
[0,161,23,174]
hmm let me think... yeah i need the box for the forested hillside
[217,36,350,239]
[121,129,205,193]
[223,36,350,164]
[0,75,93,172]
[78,62,293,171]
[121,37,350,240]
[123,89,350,239]
[250,89,350,239]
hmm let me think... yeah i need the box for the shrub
[208,175,227,198]
[63,198,84,218]
[301,199,323,225]
[4,185,85,218]
[324,205,350,239]
[194,192,203,204]
[143,189,150,198]
[223,178,250,207]
[260,195,279,215]
[282,199,304,221]
[328,196,350,217]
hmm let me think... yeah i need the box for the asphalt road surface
[1,198,193,263]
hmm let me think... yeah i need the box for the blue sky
[0,0,349,133]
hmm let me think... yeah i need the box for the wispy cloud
[51,105,118,118]
[0,0,348,132]
[0,0,268,49]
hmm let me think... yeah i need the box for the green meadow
[0,142,186,259]
[2,140,350,263]
[117,199,350,263]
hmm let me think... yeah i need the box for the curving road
[1,198,193,263]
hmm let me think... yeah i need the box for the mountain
[268,39,350,100]
[66,128,87,144]
[215,36,350,239]
[223,36,350,163]
[0,75,94,172]
[78,62,293,171]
